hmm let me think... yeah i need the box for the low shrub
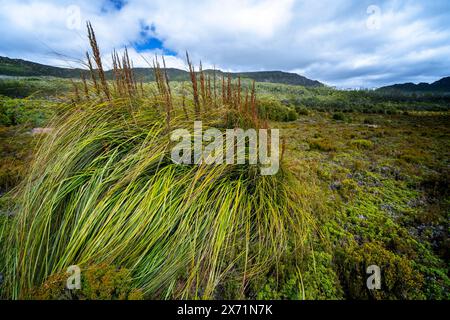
[351,139,373,150]
[332,112,346,121]
[309,138,337,152]
[32,264,144,300]
[257,97,298,122]
[256,251,343,300]
[0,126,33,193]
[0,96,55,127]
[398,148,428,164]
[363,118,375,125]
[295,106,309,116]
[335,242,424,299]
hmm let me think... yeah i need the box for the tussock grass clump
[1,99,309,299]
[0,23,311,299]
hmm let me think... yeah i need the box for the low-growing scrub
[335,242,424,299]
[257,97,298,121]
[351,139,373,150]
[295,106,310,116]
[0,126,34,193]
[309,138,337,152]
[0,95,56,127]
[0,78,71,98]
[32,264,144,300]
[332,112,346,121]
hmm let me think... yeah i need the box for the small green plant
[363,118,375,125]
[398,148,428,164]
[332,112,346,121]
[32,265,144,300]
[351,139,373,150]
[309,138,337,152]
[335,242,424,299]
[295,106,309,116]
[287,108,298,121]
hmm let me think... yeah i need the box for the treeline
[0,78,71,98]
[287,89,450,113]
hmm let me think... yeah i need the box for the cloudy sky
[0,0,449,88]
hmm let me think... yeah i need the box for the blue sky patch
[101,0,127,13]
[109,0,127,10]
[134,22,177,56]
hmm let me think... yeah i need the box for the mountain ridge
[0,56,323,87]
[378,77,450,93]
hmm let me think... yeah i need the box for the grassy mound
[0,98,309,299]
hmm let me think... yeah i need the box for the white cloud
[0,0,449,88]
[102,47,187,71]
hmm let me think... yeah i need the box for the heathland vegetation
[0,24,448,300]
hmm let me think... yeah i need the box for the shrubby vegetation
[257,96,297,122]
[0,75,448,300]
[0,96,61,193]
[0,95,57,127]
[277,111,449,300]
[0,77,71,98]
[254,81,449,114]
[332,112,346,121]
[32,265,144,300]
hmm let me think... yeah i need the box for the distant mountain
[0,56,85,78]
[214,70,323,87]
[0,56,323,87]
[378,77,450,93]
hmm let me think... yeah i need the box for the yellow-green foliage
[308,138,337,152]
[280,112,450,300]
[351,139,373,150]
[256,250,343,300]
[0,126,33,192]
[295,106,309,116]
[398,148,428,164]
[339,178,360,200]
[335,242,424,299]
[32,265,143,300]
[257,97,298,122]
[0,96,56,127]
